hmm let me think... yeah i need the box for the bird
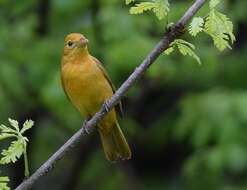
[61,33,131,162]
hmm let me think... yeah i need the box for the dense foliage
[0,0,246,189]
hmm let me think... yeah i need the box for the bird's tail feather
[99,122,131,162]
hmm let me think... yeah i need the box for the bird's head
[63,33,89,57]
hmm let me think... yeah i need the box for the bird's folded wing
[91,56,124,117]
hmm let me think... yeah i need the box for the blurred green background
[0,0,247,189]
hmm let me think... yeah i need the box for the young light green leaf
[0,119,34,178]
[209,0,221,9]
[23,137,29,142]
[126,0,135,5]
[0,176,10,190]
[212,34,232,51]
[8,118,19,132]
[164,46,174,55]
[175,39,196,49]
[0,139,24,164]
[129,0,169,20]
[0,124,17,134]
[130,2,155,14]
[176,41,201,65]
[0,133,16,141]
[189,17,204,36]
[205,10,235,51]
[20,120,34,134]
[153,0,169,20]
[216,11,236,43]
[164,39,201,65]
[0,177,9,182]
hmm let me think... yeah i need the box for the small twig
[15,1,206,189]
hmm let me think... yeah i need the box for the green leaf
[177,41,201,65]
[0,138,24,164]
[165,39,201,65]
[8,118,20,132]
[0,133,16,141]
[153,0,169,20]
[212,34,231,51]
[126,0,135,5]
[176,39,195,49]
[0,177,9,182]
[189,17,204,36]
[20,120,34,134]
[209,0,221,9]
[164,46,174,55]
[205,10,235,51]
[0,124,17,135]
[0,119,33,178]
[130,2,155,14]
[129,0,169,20]
[216,11,236,43]
[0,176,10,190]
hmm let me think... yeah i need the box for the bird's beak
[77,38,89,48]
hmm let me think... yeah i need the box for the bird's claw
[83,118,91,134]
[103,100,111,112]
[84,126,90,134]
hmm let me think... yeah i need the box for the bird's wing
[61,74,71,102]
[91,56,123,117]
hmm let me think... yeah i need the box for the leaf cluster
[126,0,169,20]
[189,0,235,51]
[125,0,235,65]
[0,119,33,164]
[165,0,235,65]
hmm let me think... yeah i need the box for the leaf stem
[23,144,29,177]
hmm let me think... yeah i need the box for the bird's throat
[62,48,90,66]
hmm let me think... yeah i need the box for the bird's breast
[61,61,111,116]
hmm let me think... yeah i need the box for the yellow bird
[61,33,131,161]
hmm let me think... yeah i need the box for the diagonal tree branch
[15,0,206,189]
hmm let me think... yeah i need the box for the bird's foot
[84,126,90,134]
[103,100,111,112]
[83,117,91,134]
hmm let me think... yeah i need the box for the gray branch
[15,0,206,189]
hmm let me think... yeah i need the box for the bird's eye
[67,41,74,48]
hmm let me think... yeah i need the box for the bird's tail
[98,122,131,162]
